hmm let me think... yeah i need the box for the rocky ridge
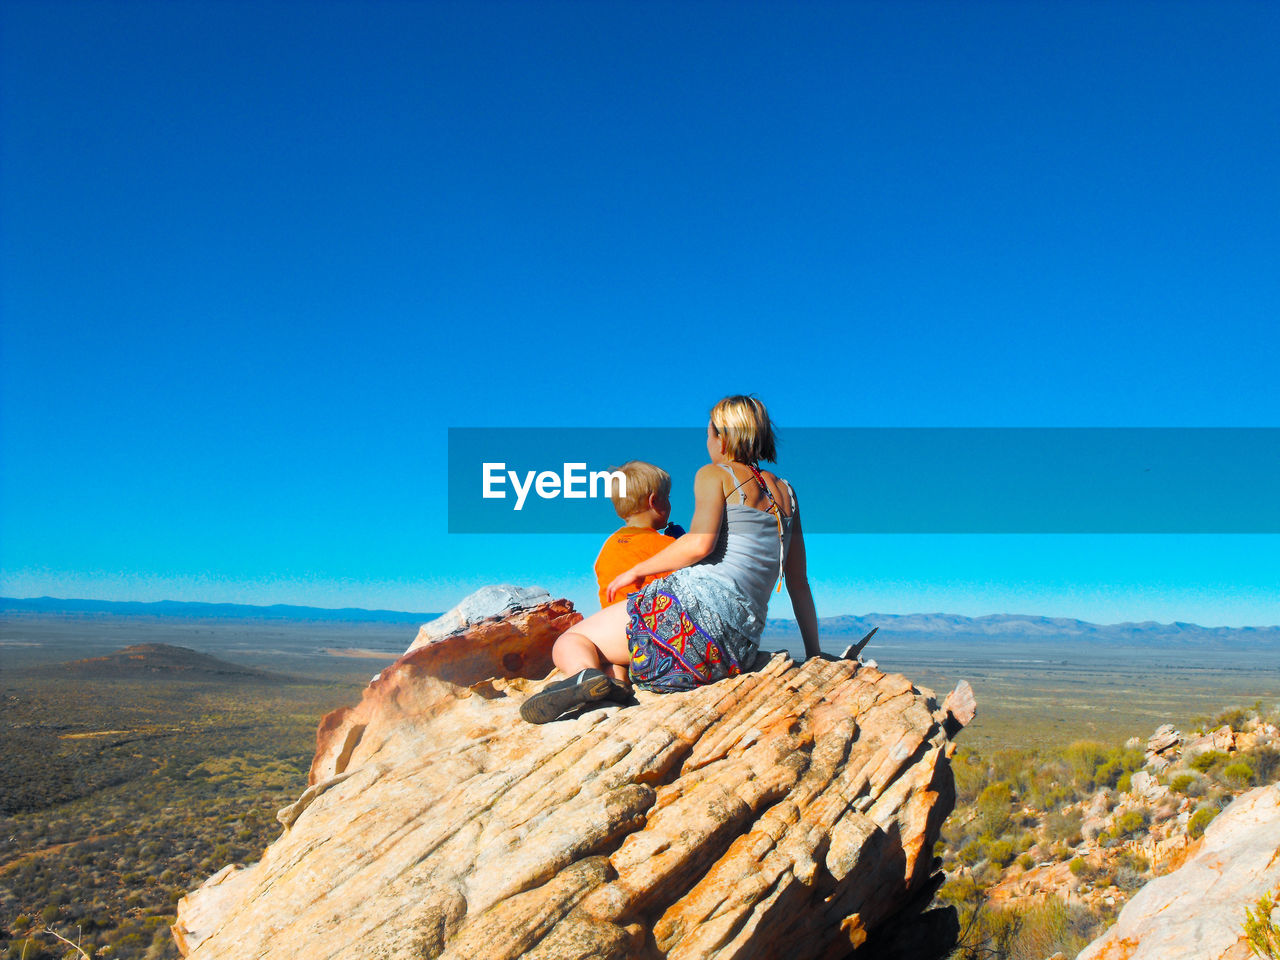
[173,586,975,960]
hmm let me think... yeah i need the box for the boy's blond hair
[710,394,778,464]
[611,460,671,518]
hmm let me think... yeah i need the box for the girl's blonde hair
[710,395,777,464]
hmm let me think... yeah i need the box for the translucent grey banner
[447,428,1280,533]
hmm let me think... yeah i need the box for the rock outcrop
[1077,783,1280,960]
[1144,722,1181,772]
[175,588,974,960]
[406,584,557,654]
[310,587,581,785]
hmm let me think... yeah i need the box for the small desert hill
[53,643,293,682]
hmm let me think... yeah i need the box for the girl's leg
[552,601,631,677]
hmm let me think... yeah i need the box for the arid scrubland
[2,612,1277,960]
[1,665,369,960]
[937,703,1280,960]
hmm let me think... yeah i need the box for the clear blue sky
[2,1,1277,626]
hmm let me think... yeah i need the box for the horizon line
[4,595,1278,632]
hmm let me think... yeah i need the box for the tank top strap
[717,462,747,504]
[779,478,796,515]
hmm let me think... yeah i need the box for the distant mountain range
[762,611,1280,643]
[4,596,1276,645]
[1,596,439,624]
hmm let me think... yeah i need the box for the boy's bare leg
[521,604,635,722]
[552,602,630,677]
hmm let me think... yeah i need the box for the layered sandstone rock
[1077,783,1280,960]
[310,589,581,784]
[1144,722,1181,772]
[407,584,557,653]
[174,588,974,960]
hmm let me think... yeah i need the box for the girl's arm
[606,464,725,602]
[783,506,821,658]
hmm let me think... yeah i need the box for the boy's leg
[552,601,631,676]
[522,603,633,724]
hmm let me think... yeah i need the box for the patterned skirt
[625,566,762,693]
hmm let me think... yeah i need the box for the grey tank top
[694,463,795,621]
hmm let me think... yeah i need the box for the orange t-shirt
[594,526,676,608]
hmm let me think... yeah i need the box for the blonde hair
[611,460,672,518]
[710,395,777,464]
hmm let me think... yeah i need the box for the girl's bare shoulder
[759,467,791,489]
[694,463,730,490]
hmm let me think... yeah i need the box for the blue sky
[2,1,1277,626]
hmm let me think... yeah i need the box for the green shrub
[997,897,1107,960]
[1063,741,1109,789]
[1069,857,1088,877]
[1223,761,1255,787]
[1029,779,1074,812]
[1115,864,1147,893]
[1188,806,1219,839]
[1214,707,1251,732]
[1117,850,1149,873]
[952,749,988,804]
[986,838,1017,867]
[1018,852,1035,870]
[1044,807,1083,846]
[1096,747,1145,790]
[1247,746,1280,784]
[1115,849,1151,890]
[991,748,1034,791]
[1113,808,1149,836]
[1190,750,1230,774]
[1170,773,1196,793]
[975,781,1015,836]
[1244,884,1280,959]
[967,859,1004,888]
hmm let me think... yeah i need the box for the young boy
[593,460,681,608]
